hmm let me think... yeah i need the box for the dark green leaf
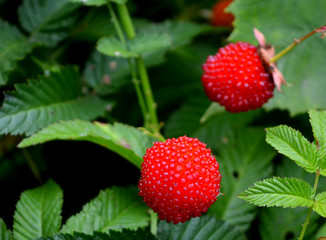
[69,0,106,6]
[0,66,110,136]
[0,20,35,85]
[208,128,275,231]
[13,180,63,240]
[18,120,157,168]
[228,0,326,115]
[61,186,149,234]
[18,0,80,46]
[0,219,13,240]
[157,215,246,240]
[238,177,315,208]
[266,125,318,173]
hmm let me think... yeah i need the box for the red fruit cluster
[138,136,221,224]
[201,42,275,113]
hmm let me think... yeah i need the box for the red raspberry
[138,136,221,224]
[201,42,275,113]
[211,0,235,28]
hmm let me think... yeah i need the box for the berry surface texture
[138,136,221,224]
[201,42,275,113]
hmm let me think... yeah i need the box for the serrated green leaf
[238,177,315,208]
[13,179,63,240]
[18,0,80,46]
[61,186,149,234]
[308,109,326,174]
[0,20,35,85]
[97,32,171,58]
[208,128,275,231]
[0,66,110,136]
[18,120,157,168]
[157,215,246,240]
[69,0,106,6]
[313,191,326,217]
[0,219,13,240]
[228,0,326,115]
[266,125,318,173]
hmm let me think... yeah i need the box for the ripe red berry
[211,0,234,28]
[138,136,221,224]
[201,42,275,113]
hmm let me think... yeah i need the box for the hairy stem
[298,171,320,240]
[116,2,160,133]
[270,25,326,63]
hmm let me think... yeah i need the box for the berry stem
[107,2,150,129]
[114,2,160,134]
[270,24,326,63]
[298,171,320,240]
[149,209,158,236]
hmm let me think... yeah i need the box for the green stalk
[22,149,42,184]
[298,171,320,240]
[270,25,326,63]
[107,2,149,127]
[149,209,158,236]
[116,2,160,133]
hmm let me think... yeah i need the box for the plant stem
[107,2,149,128]
[116,2,160,133]
[298,171,320,240]
[149,209,158,236]
[270,25,326,63]
[22,149,42,184]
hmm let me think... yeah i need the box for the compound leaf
[0,20,35,85]
[228,0,326,115]
[18,120,157,168]
[13,180,63,240]
[313,191,326,218]
[0,66,109,136]
[18,0,80,46]
[157,215,246,240]
[61,186,149,234]
[266,125,318,173]
[238,177,315,208]
[0,219,13,240]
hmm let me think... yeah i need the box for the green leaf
[13,179,63,240]
[0,219,13,240]
[308,109,326,174]
[0,66,110,136]
[266,125,318,173]
[97,32,171,58]
[238,177,315,208]
[228,0,326,115]
[313,191,326,217]
[61,186,149,234]
[18,120,157,168]
[208,128,275,231]
[69,0,106,6]
[157,215,246,240]
[18,0,80,46]
[0,20,35,85]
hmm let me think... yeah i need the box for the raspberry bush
[0,0,326,239]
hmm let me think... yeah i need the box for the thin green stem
[22,149,42,184]
[149,209,158,236]
[298,171,320,240]
[107,2,149,127]
[270,25,326,63]
[116,3,136,39]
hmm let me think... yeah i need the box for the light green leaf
[157,215,246,240]
[18,120,157,168]
[0,20,35,85]
[228,0,326,115]
[238,177,315,208]
[313,191,326,217]
[266,125,318,173]
[110,0,127,3]
[0,66,110,136]
[0,219,13,240]
[13,180,63,240]
[69,0,106,6]
[308,109,326,174]
[208,128,275,231]
[18,0,80,46]
[61,186,149,234]
[97,32,171,58]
